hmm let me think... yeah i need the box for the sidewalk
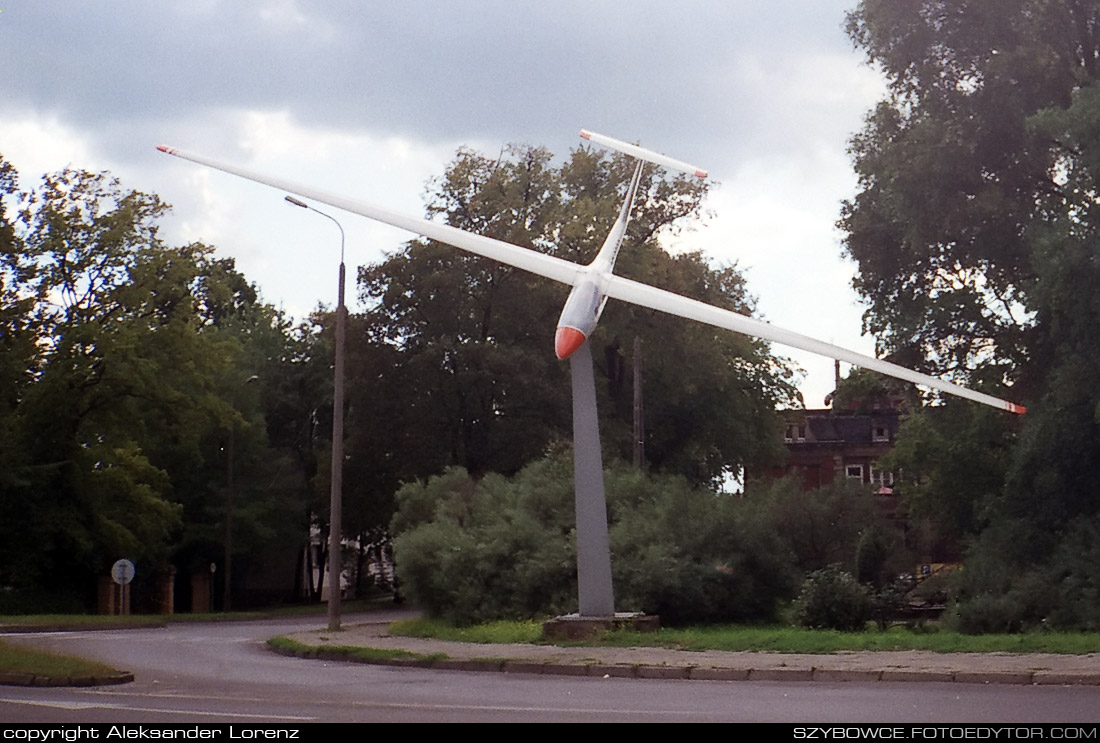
[279,618,1100,686]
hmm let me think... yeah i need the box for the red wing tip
[694,169,708,178]
[156,145,176,154]
[1010,403,1027,414]
[579,129,592,141]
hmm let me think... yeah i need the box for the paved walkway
[280,617,1100,686]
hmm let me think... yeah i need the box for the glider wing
[156,145,583,287]
[157,144,1025,414]
[603,274,1025,414]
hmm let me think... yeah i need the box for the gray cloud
[2,1,866,170]
[0,0,881,404]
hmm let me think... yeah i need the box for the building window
[873,425,889,442]
[870,468,895,487]
[784,423,806,443]
[845,464,864,481]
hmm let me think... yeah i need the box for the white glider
[156,133,1026,415]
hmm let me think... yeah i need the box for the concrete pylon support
[570,341,615,617]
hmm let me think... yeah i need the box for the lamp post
[225,373,259,612]
[285,195,346,632]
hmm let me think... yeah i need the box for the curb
[266,643,1100,686]
[0,671,135,688]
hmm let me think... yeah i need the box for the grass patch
[391,619,1100,654]
[389,617,543,644]
[0,614,165,631]
[0,638,120,677]
[266,635,447,663]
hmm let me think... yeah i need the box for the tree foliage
[881,400,1016,545]
[842,0,1099,389]
[0,159,320,610]
[831,368,919,413]
[843,0,1100,630]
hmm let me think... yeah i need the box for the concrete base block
[542,612,659,641]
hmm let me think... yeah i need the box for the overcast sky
[0,0,887,407]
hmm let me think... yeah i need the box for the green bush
[391,451,799,626]
[743,477,882,574]
[856,526,894,589]
[609,468,796,624]
[793,565,873,631]
[951,517,1100,633]
[391,459,577,625]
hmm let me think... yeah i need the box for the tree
[248,312,334,602]
[842,0,1100,629]
[0,166,190,605]
[0,162,313,610]
[0,158,39,533]
[830,368,919,413]
[842,0,1099,393]
[357,143,797,487]
[880,400,1016,549]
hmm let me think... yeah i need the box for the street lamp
[285,195,346,632]
[225,373,259,612]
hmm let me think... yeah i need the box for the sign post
[111,559,135,615]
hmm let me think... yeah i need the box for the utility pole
[633,336,644,470]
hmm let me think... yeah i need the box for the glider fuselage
[553,160,643,359]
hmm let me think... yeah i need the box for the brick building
[770,407,901,493]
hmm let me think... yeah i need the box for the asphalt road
[3,612,1100,723]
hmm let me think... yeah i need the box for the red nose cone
[555,327,587,359]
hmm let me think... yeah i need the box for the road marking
[6,698,315,721]
[8,700,103,710]
[90,690,300,704]
[21,690,702,718]
[353,701,702,716]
